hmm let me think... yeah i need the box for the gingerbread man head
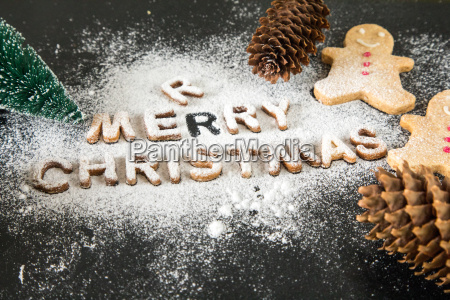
[425,90,450,127]
[344,24,394,54]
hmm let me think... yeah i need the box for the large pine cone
[357,162,450,293]
[247,0,330,84]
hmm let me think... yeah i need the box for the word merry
[86,100,290,144]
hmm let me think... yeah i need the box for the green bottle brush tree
[0,19,82,123]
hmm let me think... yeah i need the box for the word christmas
[31,77,387,194]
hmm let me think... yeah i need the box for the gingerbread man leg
[387,131,427,169]
[314,76,364,106]
[387,146,418,172]
[388,142,448,176]
[364,86,415,115]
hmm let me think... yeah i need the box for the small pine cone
[357,162,450,293]
[247,0,330,84]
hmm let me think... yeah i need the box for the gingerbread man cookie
[387,90,450,177]
[314,24,415,115]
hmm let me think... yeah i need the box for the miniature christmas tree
[247,0,330,84]
[0,19,82,123]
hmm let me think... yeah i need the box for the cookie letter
[224,104,261,134]
[265,144,302,176]
[79,153,118,188]
[189,151,222,182]
[126,155,160,186]
[31,159,73,194]
[186,112,221,137]
[227,147,258,178]
[87,111,136,144]
[300,144,322,167]
[350,127,387,160]
[261,99,290,130]
[321,134,357,168]
[314,24,415,115]
[144,108,182,141]
[168,160,181,184]
[161,77,204,106]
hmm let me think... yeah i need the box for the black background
[0,0,450,299]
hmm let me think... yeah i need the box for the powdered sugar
[208,220,227,238]
[2,28,448,250]
[5,40,397,238]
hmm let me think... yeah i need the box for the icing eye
[444,106,450,116]
[359,28,365,34]
[378,32,386,37]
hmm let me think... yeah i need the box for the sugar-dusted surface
[0,0,449,298]
[3,33,408,232]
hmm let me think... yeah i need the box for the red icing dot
[363,52,371,57]
[444,146,450,153]
[362,71,369,75]
[448,126,450,131]
[445,137,450,142]
[363,62,371,67]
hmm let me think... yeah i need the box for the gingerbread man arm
[399,114,424,133]
[321,47,343,65]
[392,56,414,73]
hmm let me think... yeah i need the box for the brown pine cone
[247,0,330,84]
[357,162,450,293]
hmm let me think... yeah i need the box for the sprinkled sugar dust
[0,21,449,296]
[5,34,406,237]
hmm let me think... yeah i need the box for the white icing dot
[218,204,233,217]
[208,221,226,238]
[240,199,250,210]
[276,193,284,202]
[250,201,261,211]
[378,32,386,37]
[280,182,293,196]
[230,191,241,203]
[274,208,285,218]
[18,193,27,200]
[264,190,275,202]
[359,28,365,34]
[443,106,450,116]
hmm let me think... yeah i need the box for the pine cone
[357,162,450,293]
[247,0,330,84]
